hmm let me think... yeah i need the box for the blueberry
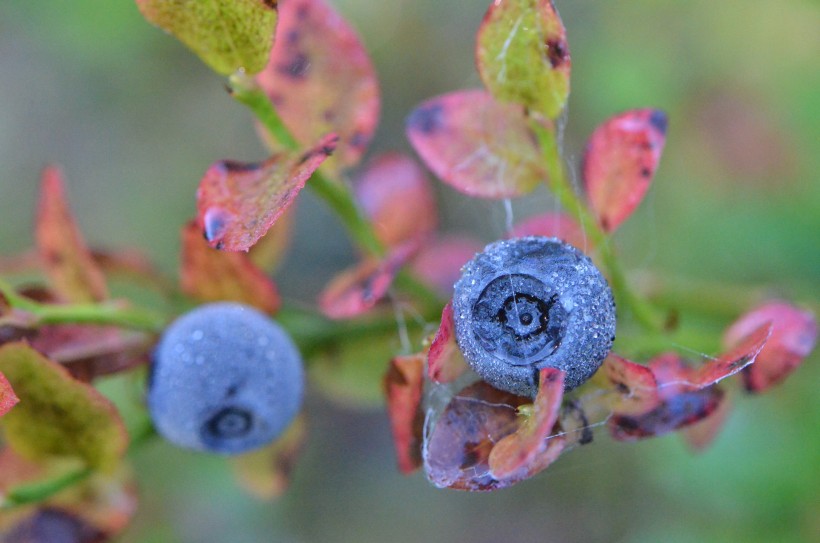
[148,302,304,454]
[452,237,616,397]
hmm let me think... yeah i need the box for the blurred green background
[1,1,818,542]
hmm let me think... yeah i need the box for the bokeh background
[1,1,818,542]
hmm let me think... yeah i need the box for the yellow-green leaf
[476,0,571,119]
[136,0,279,76]
[0,342,128,471]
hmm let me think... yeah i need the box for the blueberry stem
[530,120,665,333]
[0,278,166,332]
[228,73,443,312]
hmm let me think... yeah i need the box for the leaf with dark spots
[384,354,425,474]
[406,90,546,199]
[0,342,128,471]
[609,386,724,442]
[136,0,279,75]
[180,221,280,314]
[476,0,571,119]
[354,153,437,249]
[723,301,817,393]
[488,368,565,482]
[36,166,108,303]
[423,381,530,490]
[318,243,415,320]
[28,324,151,382]
[510,212,592,252]
[196,134,337,251]
[0,370,19,417]
[603,354,661,416]
[582,109,668,232]
[409,236,482,298]
[256,0,379,173]
[427,302,468,384]
[230,416,307,498]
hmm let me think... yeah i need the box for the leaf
[723,301,818,393]
[256,0,380,172]
[0,342,127,471]
[231,416,307,499]
[36,166,108,303]
[384,354,425,474]
[409,236,482,298]
[681,395,732,452]
[510,212,591,252]
[692,322,770,388]
[427,302,468,384]
[582,109,668,232]
[136,0,279,75]
[602,354,660,416]
[476,0,570,119]
[0,370,19,417]
[354,153,437,248]
[488,368,565,481]
[318,243,415,320]
[29,325,151,382]
[406,90,546,199]
[248,205,296,272]
[423,381,529,491]
[180,220,280,314]
[196,133,337,251]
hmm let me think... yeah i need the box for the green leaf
[0,342,128,471]
[136,0,279,76]
[476,0,571,119]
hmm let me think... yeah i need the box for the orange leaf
[384,354,425,474]
[36,166,108,302]
[180,221,280,314]
[427,302,468,384]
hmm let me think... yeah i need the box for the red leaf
[693,322,770,388]
[180,220,280,314]
[681,395,732,452]
[248,205,296,272]
[354,153,437,248]
[723,301,818,393]
[423,381,529,491]
[603,354,660,416]
[36,166,108,303]
[196,134,337,251]
[582,109,668,232]
[318,243,414,320]
[488,368,565,482]
[406,90,546,199]
[256,0,379,172]
[409,236,482,298]
[384,353,425,474]
[0,370,19,417]
[427,302,468,384]
[510,212,592,252]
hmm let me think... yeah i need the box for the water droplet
[203,207,230,245]
[192,330,204,341]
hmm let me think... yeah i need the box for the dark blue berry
[452,237,616,397]
[148,302,304,454]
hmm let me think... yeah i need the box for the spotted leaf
[196,133,337,251]
[582,109,668,232]
[476,0,570,119]
[256,0,379,173]
[406,90,546,199]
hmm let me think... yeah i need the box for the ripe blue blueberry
[148,302,304,454]
[452,236,616,397]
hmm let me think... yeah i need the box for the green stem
[531,120,664,332]
[228,73,442,308]
[0,466,93,510]
[0,278,166,332]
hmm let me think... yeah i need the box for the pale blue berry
[148,302,304,454]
